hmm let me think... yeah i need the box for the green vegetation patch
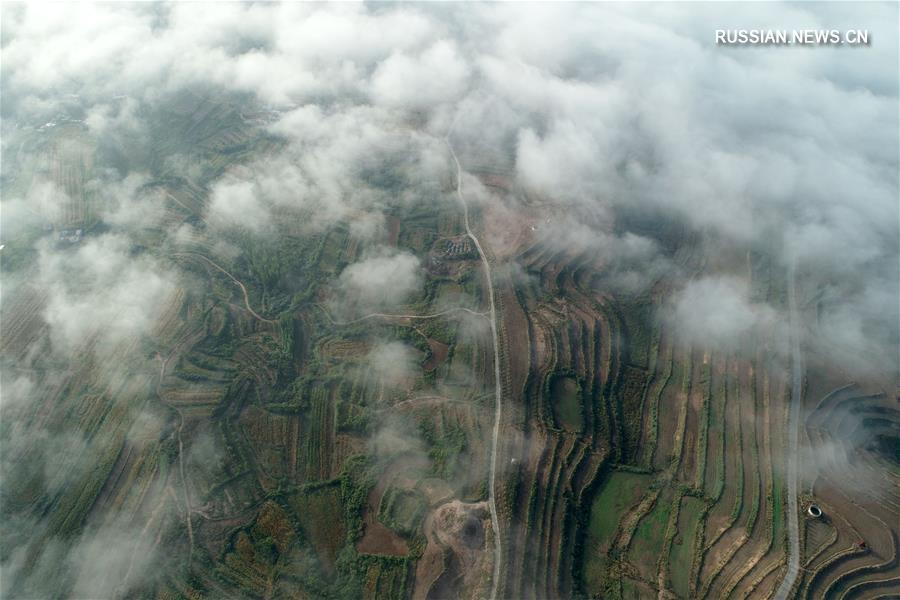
[628,487,673,581]
[420,420,467,481]
[287,483,347,574]
[218,501,301,594]
[582,471,649,592]
[421,318,457,346]
[445,342,473,386]
[620,300,653,369]
[360,555,411,600]
[549,373,584,433]
[318,227,350,274]
[378,486,426,538]
[433,281,466,308]
[669,495,704,598]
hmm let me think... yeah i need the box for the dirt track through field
[447,117,503,600]
[173,252,275,324]
[774,261,802,600]
[317,305,487,326]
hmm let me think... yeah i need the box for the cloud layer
[1,3,897,596]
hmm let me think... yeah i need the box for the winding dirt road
[775,261,802,600]
[317,305,488,326]
[447,125,503,600]
[172,252,275,324]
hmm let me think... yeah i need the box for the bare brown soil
[319,338,370,360]
[413,500,491,600]
[422,338,449,371]
[357,517,409,557]
[385,216,401,247]
[356,459,423,557]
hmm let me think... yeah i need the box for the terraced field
[2,92,897,600]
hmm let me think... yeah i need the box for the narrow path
[775,261,802,600]
[154,351,195,562]
[165,192,209,226]
[172,252,276,324]
[379,392,494,414]
[176,410,194,561]
[317,304,488,326]
[118,485,178,595]
[446,124,503,600]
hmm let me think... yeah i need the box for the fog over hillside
[4,2,895,372]
[1,3,897,598]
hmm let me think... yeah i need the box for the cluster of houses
[428,237,477,276]
[57,228,83,244]
[443,238,474,258]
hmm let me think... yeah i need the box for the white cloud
[336,248,422,313]
[371,40,470,110]
[36,234,177,354]
[367,341,419,387]
[668,276,780,351]
[207,178,271,233]
[0,3,897,597]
